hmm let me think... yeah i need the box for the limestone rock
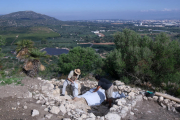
[81,114,87,119]
[23,106,27,109]
[63,118,71,120]
[135,95,143,102]
[116,98,126,105]
[128,92,135,98]
[160,103,166,109]
[159,96,164,102]
[32,109,39,117]
[50,106,60,114]
[27,91,32,98]
[143,96,148,100]
[59,104,67,114]
[45,114,53,119]
[105,113,121,120]
[148,97,153,101]
[37,77,42,80]
[164,99,170,104]
[130,111,134,115]
[153,96,158,101]
[89,113,96,118]
[100,116,105,120]
[114,80,124,86]
[44,108,48,111]
[42,86,48,91]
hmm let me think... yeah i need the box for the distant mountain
[0,11,62,27]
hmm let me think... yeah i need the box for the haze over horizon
[1,0,180,21]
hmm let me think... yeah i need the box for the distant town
[74,19,180,27]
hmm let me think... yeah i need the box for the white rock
[36,100,41,104]
[63,118,71,120]
[23,106,27,109]
[110,107,117,112]
[147,111,152,113]
[12,107,16,110]
[130,112,134,115]
[116,98,126,105]
[134,108,138,111]
[128,92,135,98]
[160,103,166,109]
[135,95,143,101]
[159,96,164,102]
[105,113,121,120]
[32,109,39,117]
[75,109,84,114]
[148,97,153,101]
[77,118,82,120]
[172,107,177,113]
[50,106,60,114]
[48,84,54,90]
[121,106,129,113]
[153,96,158,101]
[49,101,55,104]
[167,105,173,111]
[143,96,148,100]
[59,104,67,114]
[17,102,20,106]
[127,96,131,99]
[114,86,118,90]
[89,113,96,118]
[37,77,42,80]
[42,86,48,91]
[96,116,100,119]
[45,114,53,119]
[86,118,95,120]
[45,102,49,105]
[81,114,87,119]
[34,85,38,89]
[114,80,124,86]
[44,108,48,111]
[164,99,170,104]
[131,101,136,107]
[100,116,105,120]
[27,91,32,98]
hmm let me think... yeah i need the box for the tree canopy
[58,46,103,76]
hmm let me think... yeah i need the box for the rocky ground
[0,77,180,120]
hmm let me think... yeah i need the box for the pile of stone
[143,94,180,112]
[29,78,180,120]
[29,78,146,120]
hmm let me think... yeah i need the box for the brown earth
[125,100,180,120]
[0,77,180,120]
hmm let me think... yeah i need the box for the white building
[93,31,99,34]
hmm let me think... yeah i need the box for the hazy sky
[0,0,180,20]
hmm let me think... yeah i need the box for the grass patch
[0,77,22,86]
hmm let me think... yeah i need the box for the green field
[0,26,60,45]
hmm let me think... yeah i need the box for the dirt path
[125,101,180,120]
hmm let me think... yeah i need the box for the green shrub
[106,29,180,90]
[58,46,103,76]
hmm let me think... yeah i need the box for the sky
[0,0,180,20]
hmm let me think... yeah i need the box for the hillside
[0,11,62,27]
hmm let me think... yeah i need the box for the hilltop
[0,11,62,27]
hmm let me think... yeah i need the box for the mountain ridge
[0,11,63,27]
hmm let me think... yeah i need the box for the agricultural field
[0,26,60,45]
